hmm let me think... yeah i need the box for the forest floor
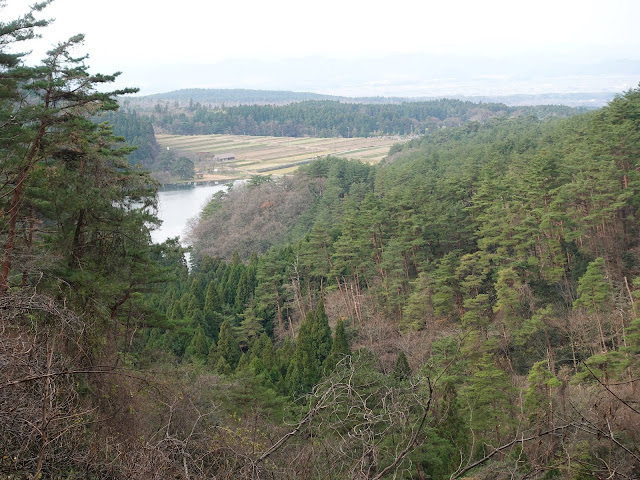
[156,133,405,180]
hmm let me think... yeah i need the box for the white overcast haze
[5,0,640,98]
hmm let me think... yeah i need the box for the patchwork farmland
[155,134,402,180]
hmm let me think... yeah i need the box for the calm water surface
[151,183,229,245]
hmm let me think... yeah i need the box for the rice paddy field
[155,134,403,180]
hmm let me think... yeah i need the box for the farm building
[213,153,235,162]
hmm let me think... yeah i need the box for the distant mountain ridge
[126,88,616,108]
[139,88,336,105]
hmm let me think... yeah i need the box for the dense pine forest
[147,99,579,138]
[2,4,640,480]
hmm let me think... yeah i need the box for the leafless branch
[371,377,432,480]
[581,361,640,415]
[450,424,576,480]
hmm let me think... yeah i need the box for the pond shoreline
[158,179,238,190]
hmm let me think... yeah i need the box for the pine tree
[1,33,137,291]
[393,351,411,382]
[234,269,251,312]
[216,319,241,371]
[203,281,223,341]
[331,195,374,325]
[524,360,561,427]
[573,257,611,352]
[431,252,463,321]
[238,306,265,343]
[250,332,276,371]
[185,325,210,364]
[254,245,294,331]
[286,300,333,395]
[310,299,333,364]
[298,211,336,297]
[459,352,515,446]
[207,340,219,367]
[402,272,435,330]
[324,319,350,372]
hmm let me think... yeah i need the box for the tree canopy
[2,3,640,478]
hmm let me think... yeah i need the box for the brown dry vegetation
[187,175,325,259]
[156,134,402,181]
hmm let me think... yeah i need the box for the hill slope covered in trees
[174,84,640,478]
[2,3,640,479]
[149,98,579,137]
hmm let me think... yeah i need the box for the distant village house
[213,153,235,162]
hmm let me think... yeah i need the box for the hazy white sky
[5,0,640,95]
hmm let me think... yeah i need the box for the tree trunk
[273,283,284,330]
[70,209,86,269]
[1,120,48,292]
[1,168,27,292]
[593,304,608,353]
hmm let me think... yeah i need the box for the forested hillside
[2,3,640,480]
[174,86,640,478]
[101,110,160,168]
[150,99,578,137]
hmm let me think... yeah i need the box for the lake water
[151,183,230,245]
